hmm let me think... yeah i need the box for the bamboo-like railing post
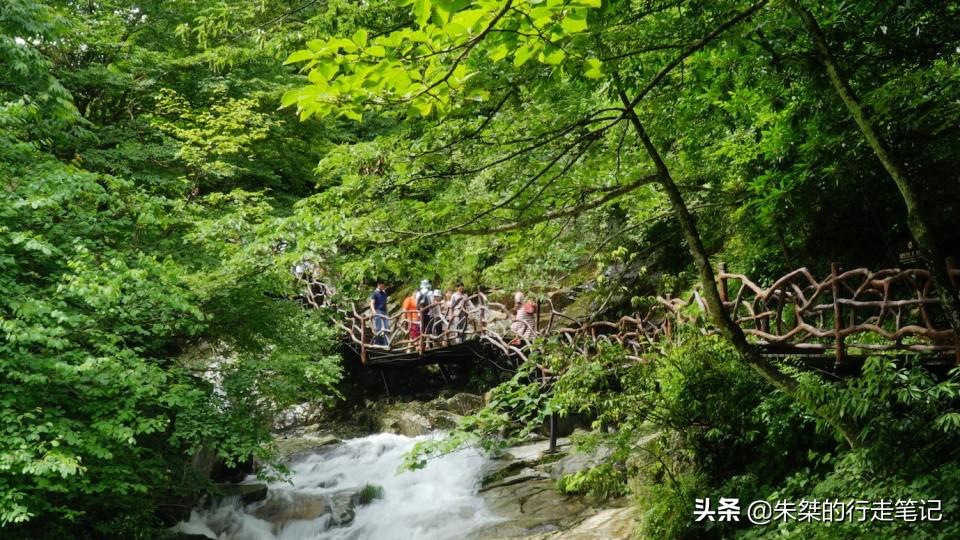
[360,315,368,365]
[948,257,960,364]
[664,293,673,341]
[718,262,728,304]
[418,307,425,355]
[831,263,846,365]
[536,298,542,335]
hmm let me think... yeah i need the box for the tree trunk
[615,82,861,448]
[787,0,960,335]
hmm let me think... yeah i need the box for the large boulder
[213,483,268,505]
[251,492,332,524]
[248,484,383,529]
[473,475,590,538]
[274,402,326,431]
[469,434,631,539]
[540,507,634,539]
[377,400,460,436]
[273,433,340,461]
[443,393,485,415]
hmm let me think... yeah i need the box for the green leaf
[342,107,363,121]
[561,10,589,34]
[539,45,565,65]
[316,61,339,81]
[584,57,603,78]
[352,29,368,48]
[366,45,387,58]
[283,50,315,65]
[280,88,302,108]
[413,100,434,116]
[514,42,537,67]
[488,43,510,62]
[413,0,432,27]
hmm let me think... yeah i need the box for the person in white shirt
[414,280,433,338]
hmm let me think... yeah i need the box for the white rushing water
[175,433,500,540]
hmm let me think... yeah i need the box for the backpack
[416,289,431,310]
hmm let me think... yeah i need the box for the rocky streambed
[173,393,633,540]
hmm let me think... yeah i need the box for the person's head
[420,279,431,290]
[514,291,525,305]
[376,279,386,291]
[455,281,465,292]
[433,289,443,300]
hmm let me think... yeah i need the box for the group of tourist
[367,280,539,348]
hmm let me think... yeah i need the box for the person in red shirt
[401,290,420,347]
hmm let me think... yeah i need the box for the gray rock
[480,468,550,492]
[378,401,460,436]
[505,438,570,463]
[444,393,485,415]
[248,484,383,530]
[274,434,340,461]
[328,491,357,526]
[213,483,268,505]
[275,402,325,431]
[473,476,590,538]
[251,491,332,524]
[545,446,612,480]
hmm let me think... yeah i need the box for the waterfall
[175,433,499,540]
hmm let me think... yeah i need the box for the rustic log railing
[296,261,960,367]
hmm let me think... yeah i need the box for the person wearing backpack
[450,281,473,343]
[415,280,433,341]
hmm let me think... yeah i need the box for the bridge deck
[349,337,955,375]
[363,340,496,368]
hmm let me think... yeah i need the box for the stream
[175,433,500,540]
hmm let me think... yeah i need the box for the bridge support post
[379,369,391,398]
[438,364,452,384]
[831,263,846,368]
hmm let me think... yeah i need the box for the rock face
[377,398,467,436]
[248,484,383,529]
[213,483,268,505]
[469,436,632,540]
[273,432,340,461]
[274,401,326,431]
[528,507,634,540]
[251,491,333,524]
[443,392,485,415]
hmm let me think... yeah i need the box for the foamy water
[175,433,500,539]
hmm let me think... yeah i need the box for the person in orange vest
[401,289,420,350]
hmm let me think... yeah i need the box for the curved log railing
[296,261,960,367]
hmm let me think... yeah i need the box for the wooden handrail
[301,260,960,365]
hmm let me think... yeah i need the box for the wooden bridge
[297,261,960,372]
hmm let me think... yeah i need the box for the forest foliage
[2,0,959,538]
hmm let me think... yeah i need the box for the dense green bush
[634,342,960,539]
